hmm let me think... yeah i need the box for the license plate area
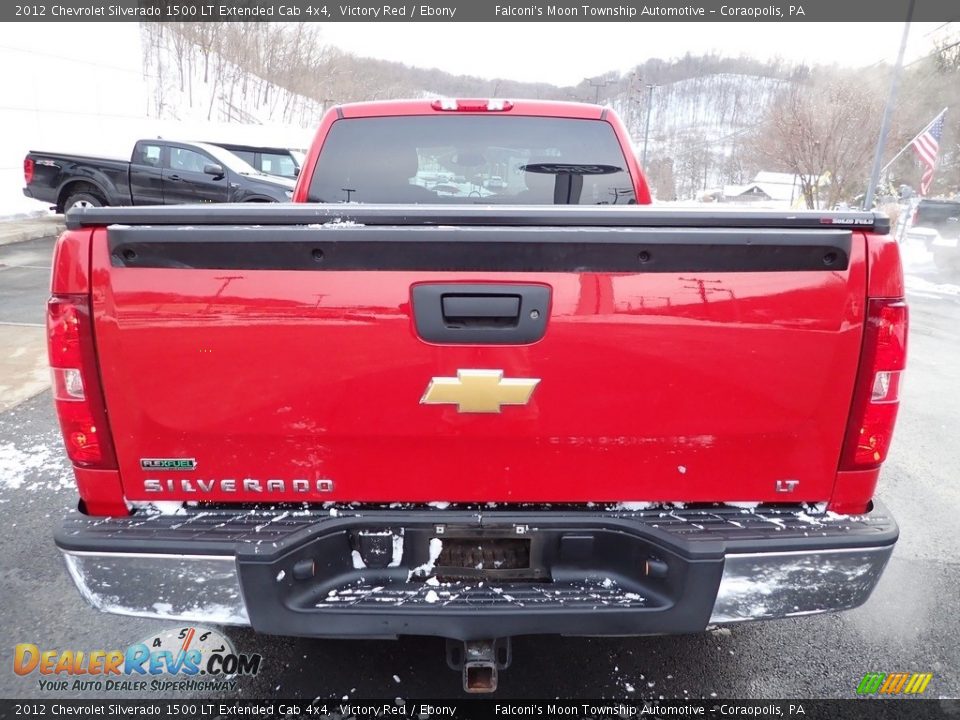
[433,528,548,582]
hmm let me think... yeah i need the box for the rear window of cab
[307,115,636,205]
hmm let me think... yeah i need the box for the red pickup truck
[51,100,905,692]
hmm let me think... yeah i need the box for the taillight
[431,98,514,112]
[24,157,34,185]
[47,295,116,468]
[840,299,908,470]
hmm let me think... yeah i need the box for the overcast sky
[0,21,948,88]
[324,22,947,85]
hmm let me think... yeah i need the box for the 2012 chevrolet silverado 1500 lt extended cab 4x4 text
[50,100,906,692]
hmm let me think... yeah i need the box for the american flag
[911,110,946,196]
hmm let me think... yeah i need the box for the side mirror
[204,163,225,177]
[294,167,301,178]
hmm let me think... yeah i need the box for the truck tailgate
[87,208,868,505]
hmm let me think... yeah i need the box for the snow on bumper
[56,502,897,636]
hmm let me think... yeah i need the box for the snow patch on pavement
[0,435,74,492]
[901,238,960,297]
[0,442,57,490]
[900,238,937,274]
[905,274,960,298]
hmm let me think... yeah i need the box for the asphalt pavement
[0,234,957,701]
[0,236,51,412]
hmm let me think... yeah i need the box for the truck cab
[205,142,303,179]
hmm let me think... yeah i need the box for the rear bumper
[23,185,56,206]
[56,502,897,640]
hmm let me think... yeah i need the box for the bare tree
[935,37,960,73]
[753,74,886,208]
[646,156,677,201]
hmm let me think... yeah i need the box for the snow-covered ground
[900,236,936,275]
[0,430,73,493]
[900,237,960,300]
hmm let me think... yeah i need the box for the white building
[719,171,823,208]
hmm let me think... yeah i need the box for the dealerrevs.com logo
[14,626,262,693]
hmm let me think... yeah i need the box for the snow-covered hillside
[609,72,786,198]
[647,74,783,143]
[140,24,325,130]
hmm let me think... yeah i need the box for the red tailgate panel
[91,230,867,504]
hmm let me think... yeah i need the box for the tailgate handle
[413,284,551,345]
[442,295,521,327]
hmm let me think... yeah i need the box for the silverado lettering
[48,99,905,693]
[143,478,335,494]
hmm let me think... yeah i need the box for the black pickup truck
[206,142,303,179]
[906,198,960,274]
[23,139,295,213]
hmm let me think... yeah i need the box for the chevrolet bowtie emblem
[420,369,540,414]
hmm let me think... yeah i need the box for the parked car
[50,99,904,693]
[206,142,302,179]
[23,139,295,213]
[910,198,960,274]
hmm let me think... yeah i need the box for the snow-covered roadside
[900,237,960,299]
[899,237,936,275]
[0,431,73,493]
[906,274,960,299]
[0,183,54,221]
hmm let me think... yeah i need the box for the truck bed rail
[66,203,890,233]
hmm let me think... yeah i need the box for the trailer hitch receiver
[445,638,512,693]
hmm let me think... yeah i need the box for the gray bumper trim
[61,550,249,625]
[57,504,897,636]
[709,546,894,623]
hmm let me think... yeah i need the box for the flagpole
[879,107,948,176]
[864,0,915,210]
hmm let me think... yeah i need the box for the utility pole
[589,77,612,104]
[864,0,915,209]
[641,84,657,170]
